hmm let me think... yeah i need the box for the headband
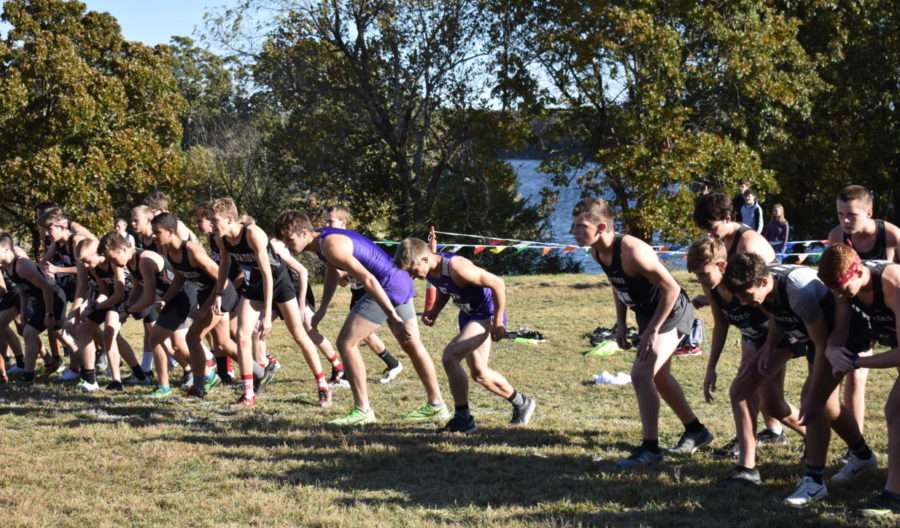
[825,256,861,289]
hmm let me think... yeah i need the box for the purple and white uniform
[315,227,414,305]
[427,253,504,329]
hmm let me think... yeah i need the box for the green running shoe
[144,386,173,399]
[401,402,451,421]
[329,408,376,426]
[203,373,221,393]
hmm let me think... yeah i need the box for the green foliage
[490,1,821,241]
[0,0,189,250]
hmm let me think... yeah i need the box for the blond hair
[210,198,239,220]
[393,238,431,269]
[687,237,727,273]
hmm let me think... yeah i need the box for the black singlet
[710,286,768,342]
[221,223,285,282]
[853,260,896,336]
[595,234,662,316]
[168,242,216,291]
[127,249,174,294]
[844,219,888,260]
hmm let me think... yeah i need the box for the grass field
[0,271,896,527]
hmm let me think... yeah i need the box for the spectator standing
[740,189,764,233]
[763,203,790,254]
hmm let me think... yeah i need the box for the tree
[0,0,188,252]
[490,1,823,242]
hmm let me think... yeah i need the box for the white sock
[766,424,784,435]
[202,342,214,361]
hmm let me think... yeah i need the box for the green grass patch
[0,272,896,527]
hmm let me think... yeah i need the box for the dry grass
[0,272,896,527]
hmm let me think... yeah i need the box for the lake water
[510,159,603,274]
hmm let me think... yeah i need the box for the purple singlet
[316,227,414,305]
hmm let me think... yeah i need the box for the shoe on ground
[716,466,761,487]
[510,396,536,426]
[673,343,702,356]
[105,380,124,391]
[144,386,174,399]
[859,489,900,517]
[756,428,787,444]
[784,476,827,507]
[37,360,62,380]
[231,394,257,408]
[401,402,451,421]
[203,373,221,393]
[714,437,740,459]
[329,367,350,388]
[255,361,279,394]
[329,408,376,425]
[838,448,851,464]
[668,427,714,455]
[184,387,206,400]
[124,372,153,386]
[6,364,25,376]
[75,379,99,392]
[832,452,877,483]
[616,446,664,469]
[57,368,81,383]
[378,361,403,384]
[181,370,194,388]
[318,385,332,408]
[439,414,477,434]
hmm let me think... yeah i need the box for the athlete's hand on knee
[257,317,272,338]
[703,368,717,402]
[825,345,854,374]
[615,325,631,350]
[756,346,773,375]
[636,330,657,360]
[691,295,709,309]
[490,322,507,342]
[388,313,410,341]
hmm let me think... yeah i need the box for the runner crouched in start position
[572,198,713,468]
[394,237,536,433]
[274,210,448,425]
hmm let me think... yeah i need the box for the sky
[0,1,225,47]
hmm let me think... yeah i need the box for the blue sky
[80,0,214,46]
[0,1,224,47]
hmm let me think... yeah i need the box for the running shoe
[859,489,900,517]
[716,466,761,487]
[203,373,221,393]
[231,394,257,408]
[105,380,124,391]
[510,395,536,425]
[6,364,25,376]
[615,446,663,469]
[784,476,827,507]
[75,379,99,392]
[668,427,714,455]
[57,368,81,383]
[124,371,153,386]
[180,370,194,388]
[713,437,740,459]
[329,367,350,388]
[255,361,279,394]
[378,361,403,384]
[401,402,451,421]
[439,415,477,434]
[318,385,332,408]
[832,452,877,483]
[329,408,376,425]
[37,359,62,380]
[673,343,702,356]
[184,387,206,400]
[144,386,173,399]
[756,428,787,444]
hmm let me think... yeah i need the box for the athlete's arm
[449,257,507,340]
[68,221,94,239]
[129,253,163,313]
[271,239,308,307]
[857,267,900,368]
[19,258,56,329]
[621,237,680,360]
[826,225,843,246]
[176,219,199,244]
[321,234,401,324]
[737,230,776,264]
[824,296,854,373]
[422,289,450,326]
[96,266,126,310]
[212,234,231,316]
[247,224,273,337]
[703,285,730,402]
[883,221,900,262]
[0,270,7,297]
[312,264,340,328]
